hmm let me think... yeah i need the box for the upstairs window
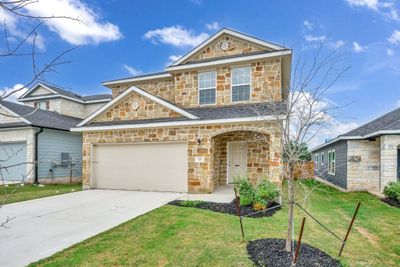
[34,101,49,110]
[232,66,251,102]
[328,150,336,175]
[198,71,216,105]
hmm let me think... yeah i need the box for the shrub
[235,178,256,206]
[252,180,280,210]
[383,181,400,201]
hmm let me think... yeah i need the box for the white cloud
[304,34,326,42]
[0,84,26,102]
[345,0,400,21]
[144,26,209,48]
[303,20,313,30]
[352,41,366,52]
[388,30,400,45]
[205,22,220,30]
[1,0,122,46]
[332,40,345,49]
[122,65,142,76]
[387,48,395,55]
[166,54,182,66]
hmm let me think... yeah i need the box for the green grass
[30,181,400,267]
[0,183,82,204]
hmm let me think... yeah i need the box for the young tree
[255,41,349,253]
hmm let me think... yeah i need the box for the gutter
[34,127,43,184]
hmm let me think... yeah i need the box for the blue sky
[1,0,400,141]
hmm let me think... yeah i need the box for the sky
[1,0,400,147]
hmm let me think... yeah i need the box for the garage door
[92,142,188,192]
[0,142,27,181]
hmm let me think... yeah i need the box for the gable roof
[19,83,111,104]
[0,101,82,131]
[311,107,400,151]
[77,86,198,127]
[170,28,288,66]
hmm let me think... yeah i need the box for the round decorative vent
[131,101,140,111]
[219,40,230,51]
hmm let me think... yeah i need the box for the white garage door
[92,142,188,192]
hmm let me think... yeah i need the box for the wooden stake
[292,217,306,265]
[234,187,245,240]
[339,202,361,257]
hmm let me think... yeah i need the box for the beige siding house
[72,28,292,193]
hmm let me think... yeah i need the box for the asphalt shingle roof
[25,83,111,102]
[342,107,400,137]
[0,101,82,130]
[86,102,286,127]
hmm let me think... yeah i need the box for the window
[321,153,324,165]
[328,150,336,175]
[35,101,48,110]
[314,154,319,169]
[231,66,251,102]
[198,71,216,105]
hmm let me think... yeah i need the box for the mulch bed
[168,199,281,218]
[247,238,340,267]
[381,198,400,208]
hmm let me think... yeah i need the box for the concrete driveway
[0,190,181,267]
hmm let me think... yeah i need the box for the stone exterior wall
[93,91,181,122]
[82,122,282,193]
[29,85,52,96]
[347,139,380,192]
[84,102,106,117]
[213,131,271,186]
[380,135,400,190]
[184,33,267,63]
[0,107,25,123]
[0,127,36,182]
[109,59,282,108]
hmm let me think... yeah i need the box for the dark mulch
[168,199,280,218]
[247,238,341,267]
[381,198,400,208]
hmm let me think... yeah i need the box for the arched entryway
[212,130,271,188]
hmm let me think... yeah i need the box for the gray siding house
[0,83,111,183]
[312,107,400,193]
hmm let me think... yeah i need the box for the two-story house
[0,83,111,184]
[72,28,292,193]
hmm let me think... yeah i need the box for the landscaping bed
[247,238,340,267]
[168,199,281,218]
[381,198,400,208]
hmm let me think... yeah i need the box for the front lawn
[0,183,82,204]
[31,181,400,267]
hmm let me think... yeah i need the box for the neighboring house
[311,107,400,193]
[18,82,111,119]
[0,84,111,183]
[72,28,292,193]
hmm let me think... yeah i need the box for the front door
[227,142,247,183]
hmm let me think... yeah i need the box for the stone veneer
[82,122,282,193]
[184,33,267,63]
[380,135,400,190]
[110,59,282,108]
[93,91,181,122]
[347,139,380,192]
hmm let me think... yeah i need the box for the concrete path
[181,185,235,203]
[0,190,181,267]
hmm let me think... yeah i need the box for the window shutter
[45,101,50,110]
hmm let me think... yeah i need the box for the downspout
[34,127,44,184]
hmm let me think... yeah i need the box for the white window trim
[314,154,319,170]
[321,152,324,166]
[198,70,217,106]
[230,66,252,103]
[328,149,336,175]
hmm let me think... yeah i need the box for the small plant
[252,180,280,210]
[383,181,400,201]
[179,200,204,207]
[235,177,256,206]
